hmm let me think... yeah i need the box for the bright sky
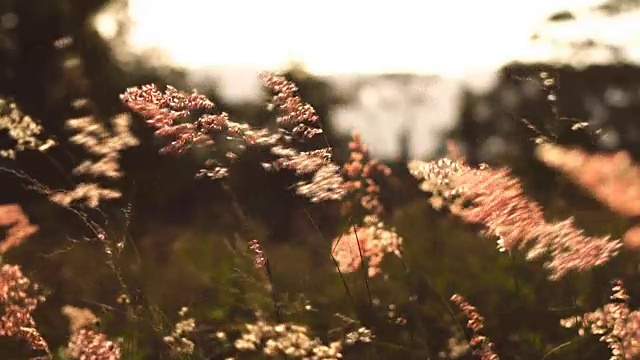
[109,0,625,77]
[94,0,640,158]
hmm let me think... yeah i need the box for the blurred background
[1,0,640,358]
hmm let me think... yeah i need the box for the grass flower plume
[409,158,622,280]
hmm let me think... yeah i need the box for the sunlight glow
[121,0,616,77]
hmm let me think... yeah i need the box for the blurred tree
[531,0,639,62]
[450,0,640,201]
[448,62,640,200]
[547,0,640,19]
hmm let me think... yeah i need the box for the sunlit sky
[101,0,639,77]
[95,0,640,158]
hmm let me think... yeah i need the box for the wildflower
[561,280,640,360]
[164,307,197,356]
[234,316,372,359]
[259,72,348,205]
[121,83,280,179]
[536,144,640,250]
[409,158,622,280]
[341,132,391,217]
[116,294,130,304]
[623,224,640,250]
[259,72,319,131]
[66,113,139,161]
[62,306,100,333]
[450,294,499,360]
[295,163,348,203]
[0,215,48,354]
[0,99,55,159]
[66,329,121,360]
[50,183,122,208]
[124,76,345,209]
[52,112,139,208]
[536,144,640,218]
[61,306,120,360]
[331,215,402,277]
[0,204,38,254]
[331,227,362,275]
[0,264,49,353]
[344,327,373,345]
[248,240,267,268]
[264,146,331,175]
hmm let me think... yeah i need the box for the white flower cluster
[163,307,196,355]
[234,320,373,360]
[0,99,55,159]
